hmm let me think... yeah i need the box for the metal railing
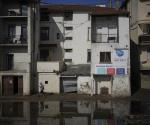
[0,35,27,44]
[92,34,118,43]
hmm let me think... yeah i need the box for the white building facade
[0,0,40,96]
[91,13,130,97]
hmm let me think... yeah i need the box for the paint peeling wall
[112,75,130,97]
[77,76,92,94]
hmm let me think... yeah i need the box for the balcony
[0,5,28,18]
[0,35,27,46]
[37,61,63,73]
[139,34,150,45]
[92,34,118,43]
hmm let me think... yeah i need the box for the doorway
[2,76,23,96]
[94,75,112,95]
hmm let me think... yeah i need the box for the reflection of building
[60,101,92,125]
[0,100,133,125]
[91,10,130,97]
[0,0,40,95]
[121,0,150,90]
[37,101,60,125]
[0,102,30,125]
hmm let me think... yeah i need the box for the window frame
[65,49,73,52]
[100,52,111,63]
[87,49,91,62]
[65,37,73,40]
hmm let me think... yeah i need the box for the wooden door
[2,76,14,96]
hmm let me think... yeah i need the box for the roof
[61,64,91,76]
[41,4,129,16]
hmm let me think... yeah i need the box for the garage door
[61,77,77,93]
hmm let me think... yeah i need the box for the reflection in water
[0,100,149,125]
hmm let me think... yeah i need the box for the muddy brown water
[0,100,150,125]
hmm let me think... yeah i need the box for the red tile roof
[41,5,129,16]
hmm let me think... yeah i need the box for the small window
[65,27,73,30]
[40,27,49,41]
[65,37,73,40]
[65,49,73,52]
[64,59,72,63]
[146,4,150,15]
[87,49,91,62]
[45,81,48,84]
[88,27,91,41]
[64,11,73,21]
[57,33,60,40]
[100,52,111,63]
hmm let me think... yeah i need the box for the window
[65,27,73,30]
[40,27,49,41]
[64,59,72,63]
[45,81,48,84]
[65,37,73,40]
[64,11,73,21]
[87,49,91,62]
[146,4,150,15]
[40,12,49,21]
[57,33,60,40]
[100,52,111,63]
[65,49,73,52]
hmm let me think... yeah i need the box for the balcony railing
[0,8,27,17]
[139,34,150,45]
[0,35,27,45]
[92,34,118,43]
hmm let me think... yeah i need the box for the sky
[41,0,125,6]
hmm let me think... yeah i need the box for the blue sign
[116,49,124,57]
[116,68,125,75]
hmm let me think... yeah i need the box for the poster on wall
[113,49,128,67]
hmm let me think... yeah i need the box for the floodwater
[0,100,150,125]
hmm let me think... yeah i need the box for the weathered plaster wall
[38,73,60,93]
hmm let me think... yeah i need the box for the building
[0,2,130,96]
[0,0,40,95]
[39,5,92,94]
[39,5,130,96]
[91,7,130,97]
[121,0,150,91]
